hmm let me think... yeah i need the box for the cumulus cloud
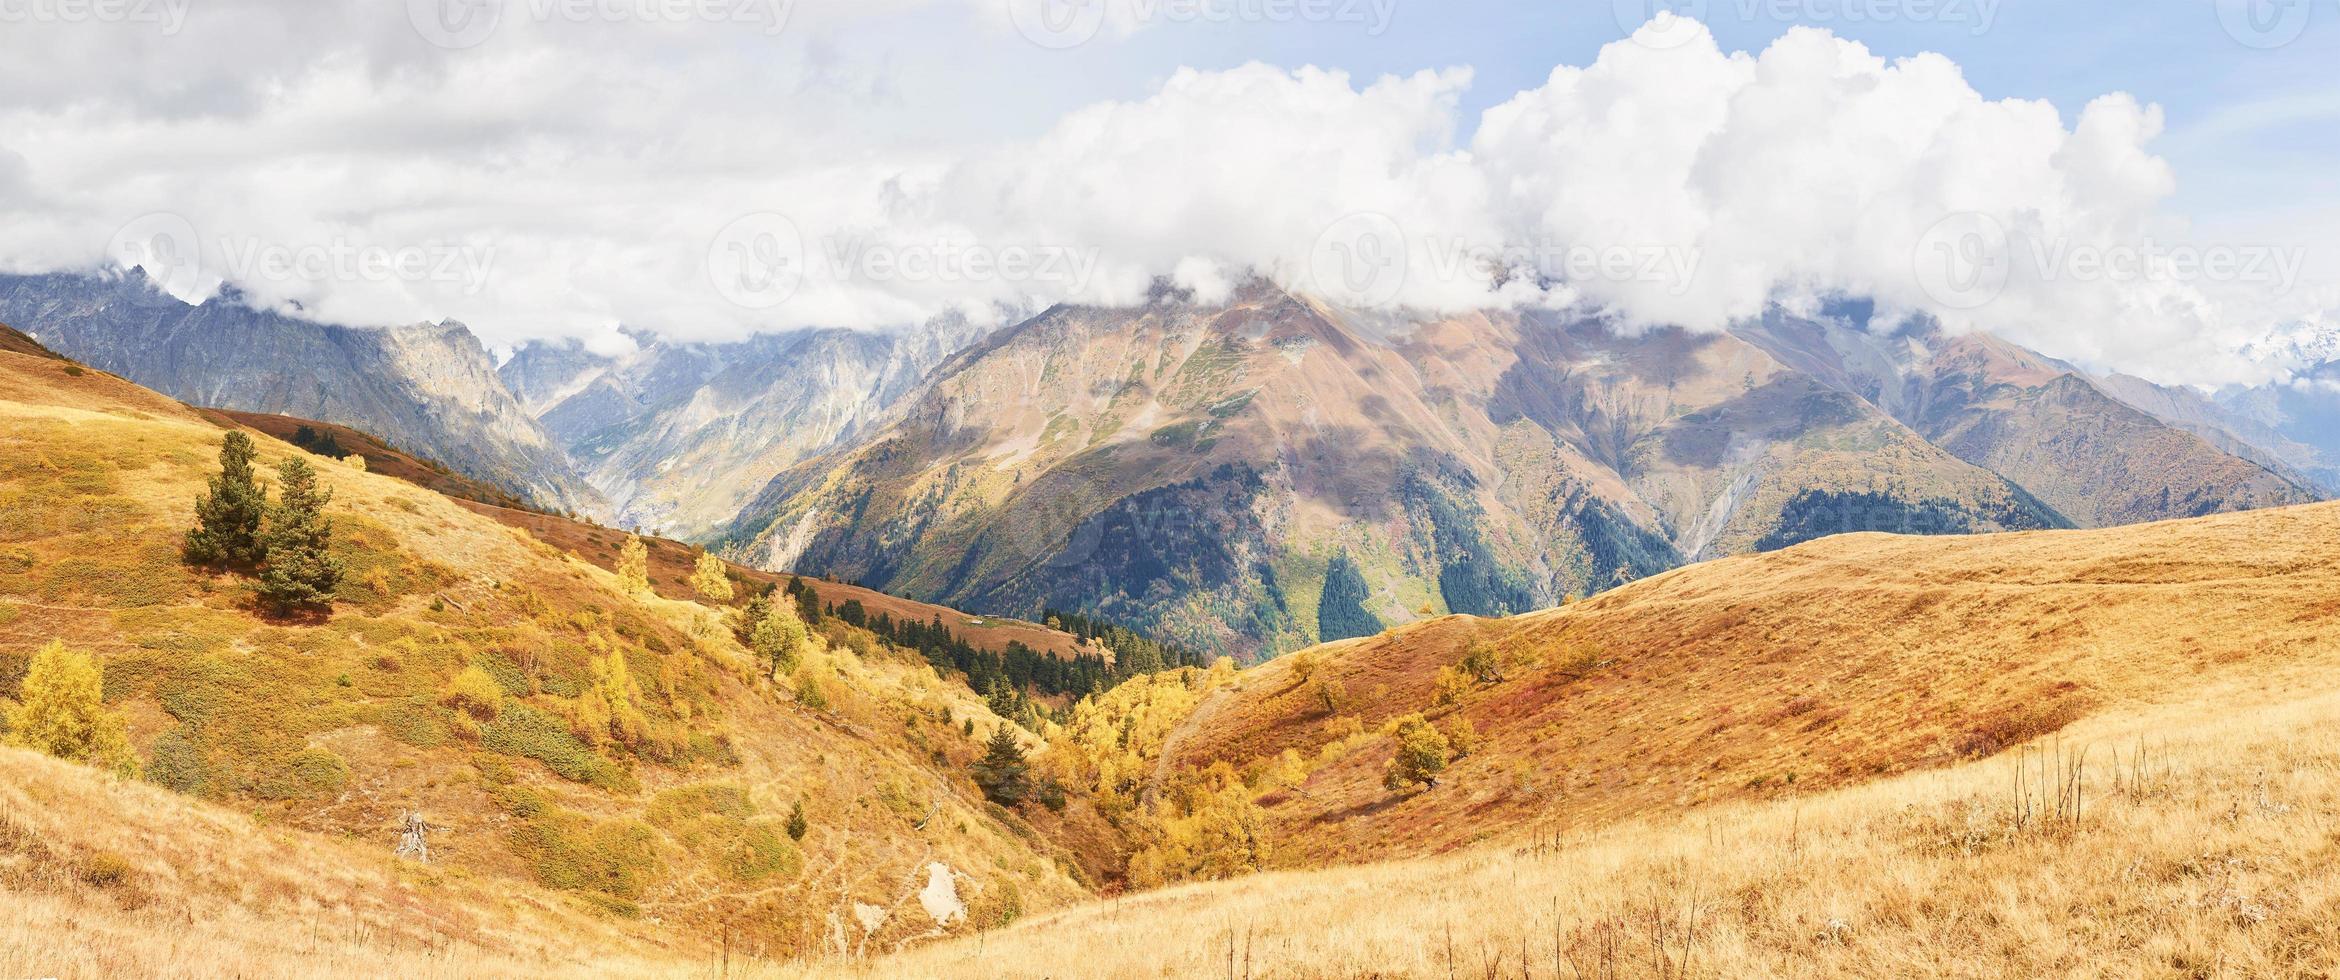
[0,6,2322,385]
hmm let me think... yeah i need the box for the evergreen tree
[971,725,1030,806]
[6,641,137,777]
[616,535,651,595]
[1316,551,1383,642]
[183,431,269,569]
[689,550,735,602]
[257,457,343,611]
[785,799,809,840]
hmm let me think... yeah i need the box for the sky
[0,0,2335,384]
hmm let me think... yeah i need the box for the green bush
[380,697,448,748]
[144,726,211,796]
[480,703,635,792]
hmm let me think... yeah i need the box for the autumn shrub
[1432,666,1472,707]
[143,726,211,796]
[1956,700,2090,759]
[481,703,635,791]
[442,666,506,722]
[1457,642,1504,683]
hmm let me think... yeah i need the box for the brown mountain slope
[0,343,1095,966]
[0,321,64,359]
[1736,314,2318,526]
[1150,498,2340,867]
[728,285,2062,660]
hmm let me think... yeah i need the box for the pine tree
[183,431,269,569]
[689,550,734,602]
[257,457,343,611]
[785,799,809,840]
[616,535,651,595]
[7,641,137,777]
[972,725,1030,806]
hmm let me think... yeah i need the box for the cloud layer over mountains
[0,4,2322,384]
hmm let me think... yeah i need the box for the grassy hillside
[8,325,2340,977]
[468,500,1102,665]
[832,688,2340,978]
[1142,499,2340,867]
[0,343,1097,969]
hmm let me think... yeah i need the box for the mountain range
[718,283,2320,658]
[1,272,2328,660]
[6,306,2340,977]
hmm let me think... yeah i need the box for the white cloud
[0,7,2324,386]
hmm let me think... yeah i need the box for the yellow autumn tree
[576,651,650,747]
[749,598,814,674]
[1382,713,1450,792]
[7,641,137,776]
[616,535,651,596]
[689,550,734,602]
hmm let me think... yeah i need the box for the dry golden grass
[812,688,2340,978]
[0,347,1090,965]
[0,745,678,979]
[1168,501,2340,867]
